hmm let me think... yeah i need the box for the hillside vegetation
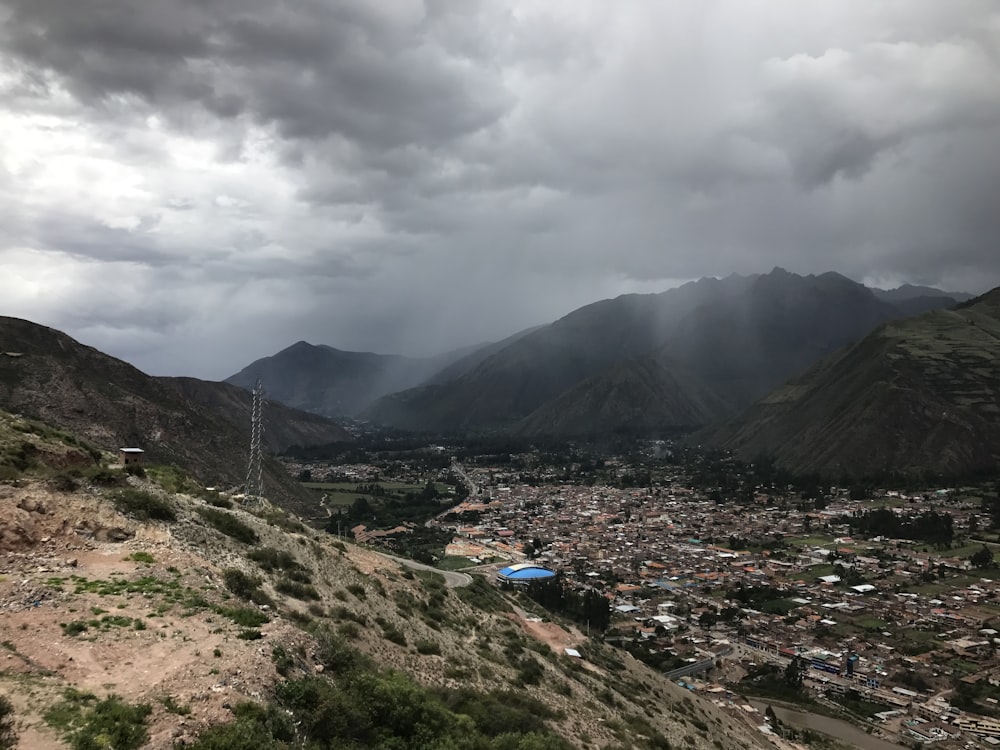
[706,287,1000,479]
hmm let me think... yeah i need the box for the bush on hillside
[111,488,176,522]
[196,507,258,543]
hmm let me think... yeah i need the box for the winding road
[376,552,473,588]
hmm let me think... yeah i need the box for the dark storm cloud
[1,0,999,378]
[0,0,510,150]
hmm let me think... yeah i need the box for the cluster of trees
[970,544,996,569]
[519,576,611,633]
[848,508,954,547]
[727,584,787,608]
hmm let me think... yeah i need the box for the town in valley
[284,440,1000,749]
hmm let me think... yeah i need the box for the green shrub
[129,551,155,564]
[111,489,176,522]
[222,568,258,599]
[345,583,366,599]
[382,626,407,646]
[515,657,544,686]
[217,606,269,628]
[49,472,80,493]
[221,569,271,605]
[415,639,441,656]
[272,645,294,676]
[337,622,360,639]
[248,547,301,572]
[237,629,263,641]
[83,466,122,487]
[275,579,319,601]
[196,508,257,544]
[0,694,16,750]
[61,621,88,636]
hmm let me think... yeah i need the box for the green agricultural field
[850,616,887,632]
[940,541,1000,560]
[436,556,475,571]
[805,564,837,578]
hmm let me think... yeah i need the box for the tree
[784,656,805,691]
[765,704,780,729]
[0,695,17,750]
[970,544,994,569]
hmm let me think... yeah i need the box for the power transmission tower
[244,379,265,506]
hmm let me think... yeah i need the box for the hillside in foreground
[705,287,1000,479]
[0,412,772,750]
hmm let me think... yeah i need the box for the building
[119,448,144,467]
[497,563,557,585]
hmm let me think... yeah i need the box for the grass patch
[44,690,151,750]
[436,556,474,571]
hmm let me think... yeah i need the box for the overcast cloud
[2,0,999,378]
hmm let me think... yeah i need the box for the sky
[2,1,999,379]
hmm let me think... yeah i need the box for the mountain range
[0,317,350,505]
[362,269,968,435]
[4,266,990,482]
[703,287,1000,479]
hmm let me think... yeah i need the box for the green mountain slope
[705,288,1000,478]
[0,317,350,502]
[514,356,732,438]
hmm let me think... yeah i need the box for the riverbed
[749,700,906,750]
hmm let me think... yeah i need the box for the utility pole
[243,379,265,507]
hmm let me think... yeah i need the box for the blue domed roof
[497,563,556,581]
